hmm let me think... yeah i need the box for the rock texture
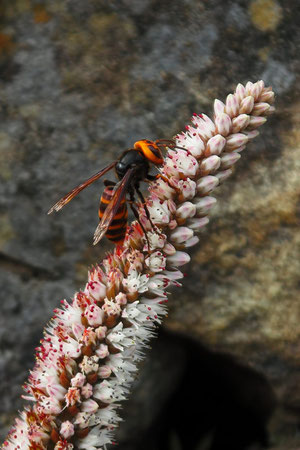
[0,0,299,448]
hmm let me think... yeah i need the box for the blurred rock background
[0,0,299,448]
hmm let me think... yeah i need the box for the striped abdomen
[98,185,128,245]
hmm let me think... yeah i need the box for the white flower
[164,149,198,178]
[147,197,171,225]
[145,251,166,272]
[122,268,149,294]
[60,421,75,439]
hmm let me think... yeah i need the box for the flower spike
[3,80,275,449]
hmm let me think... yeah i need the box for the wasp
[48,139,182,246]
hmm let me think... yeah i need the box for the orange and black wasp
[48,139,183,247]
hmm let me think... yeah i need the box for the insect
[48,139,183,246]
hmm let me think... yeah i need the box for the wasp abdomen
[99,186,128,245]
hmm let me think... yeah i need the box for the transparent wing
[48,162,116,214]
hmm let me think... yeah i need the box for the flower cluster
[3,81,274,449]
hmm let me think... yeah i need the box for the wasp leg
[128,191,151,251]
[135,186,164,240]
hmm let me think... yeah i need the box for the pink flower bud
[71,373,86,388]
[81,399,99,413]
[249,82,262,101]
[115,292,127,305]
[60,421,75,440]
[176,202,196,220]
[98,365,112,378]
[239,96,254,114]
[214,99,225,116]
[170,227,194,244]
[215,113,232,136]
[252,102,270,116]
[81,383,93,399]
[84,280,106,302]
[167,251,190,267]
[181,236,199,248]
[245,81,254,95]
[225,93,239,117]
[265,105,275,115]
[259,90,275,103]
[163,242,177,255]
[235,83,246,102]
[84,303,104,327]
[220,152,241,169]
[194,196,217,215]
[231,114,250,133]
[96,344,109,359]
[187,216,209,230]
[205,134,226,156]
[196,175,219,195]
[247,116,267,130]
[225,133,248,151]
[95,325,107,340]
[233,145,246,153]
[243,129,260,140]
[200,155,221,175]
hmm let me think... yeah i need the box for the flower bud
[194,196,217,215]
[200,155,221,175]
[239,96,254,114]
[247,116,267,130]
[215,169,232,183]
[231,114,250,133]
[187,216,209,230]
[196,175,219,195]
[205,134,226,156]
[170,227,194,244]
[215,113,232,136]
[225,93,239,117]
[176,202,196,220]
[167,251,190,267]
[225,133,248,151]
[220,152,241,169]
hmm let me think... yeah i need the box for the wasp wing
[93,167,136,245]
[48,162,117,214]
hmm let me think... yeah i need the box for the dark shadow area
[115,328,276,450]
